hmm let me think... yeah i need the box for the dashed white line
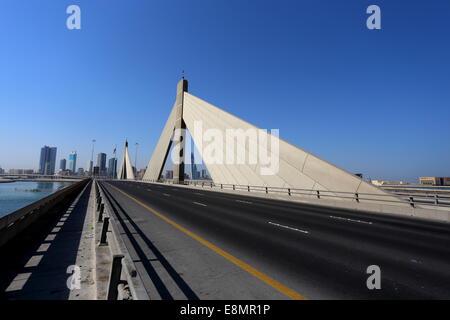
[195,193,204,196]
[235,199,253,204]
[147,189,152,191]
[163,193,171,197]
[329,215,373,225]
[193,202,207,207]
[268,222,309,234]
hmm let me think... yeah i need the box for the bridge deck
[100,181,450,299]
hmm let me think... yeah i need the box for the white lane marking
[236,199,253,204]
[196,193,204,196]
[147,189,152,191]
[329,215,373,225]
[268,222,309,234]
[163,193,170,197]
[193,202,207,207]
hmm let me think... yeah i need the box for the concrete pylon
[143,79,399,204]
[118,140,135,180]
[172,78,188,183]
[143,78,187,183]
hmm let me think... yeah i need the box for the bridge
[0,173,82,182]
[1,79,450,300]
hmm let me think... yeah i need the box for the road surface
[99,180,450,300]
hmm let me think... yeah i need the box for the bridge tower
[172,77,188,184]
[118,140,135,180]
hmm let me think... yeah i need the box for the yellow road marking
[109,184,308,300]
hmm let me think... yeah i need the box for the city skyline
[0,1,449,182]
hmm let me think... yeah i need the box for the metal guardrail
[138,179,450,209]
[0,179,90,248]
[94,180,149,300]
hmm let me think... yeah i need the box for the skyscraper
[190,152,199,180]
[60,159,67,171]
[97,153,107,174]
[68,151,77,173]
[108,157,117,179]
[39,146,57,175]
[87,160,93,174]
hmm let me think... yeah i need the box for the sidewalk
[2,182,96,300]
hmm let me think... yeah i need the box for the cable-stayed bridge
[1,79,450,300]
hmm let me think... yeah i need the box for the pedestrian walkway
[2,182,96,300]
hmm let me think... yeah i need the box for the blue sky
[0,0,449,182]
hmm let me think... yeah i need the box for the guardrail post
[435,195,439,205]
[211,182,213,188]
[265,187,268,194]
[355,193,359,203]
[202,182,204,187]
[409,196,415,208]
[107,254,124,300]
[317,190,320,199]
[248,185,250,192]
[288,188,291,196]
[100,216,110,245]
[233,185,235,190]
[221,184,223,189]
[97,198,102,212]
[98,203,105,222]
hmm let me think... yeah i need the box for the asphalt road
[100,180,450,300]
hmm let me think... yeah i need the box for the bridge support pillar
[173,78,188,184]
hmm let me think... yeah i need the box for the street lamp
[90,139,96,176]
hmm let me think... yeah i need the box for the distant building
[87,160,93,174]
[0,167,4,174]
[165,170,173,179]
[93,166,100,176]
[59,170,72,176]
[39,146,57,175]
[190,152,200,179]
[97,153,107,174]
[60,159,67,171]
[371,180,409,186]
[201,169,210,180]
[8,169,34,175]
[77,168,85,176]
[108,158,118,179]
[419,177,450,186]
[136,168,146,180]
[68,152,77,173]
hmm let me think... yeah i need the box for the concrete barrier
[136,180,450,224]
[0,179,90,249]
[95,180,149,300]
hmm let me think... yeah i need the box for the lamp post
[90,139,96,176]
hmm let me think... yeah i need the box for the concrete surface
[118,141,135,180]
[143,80,400,204]
[140,181,450,223]
[0,183,96,300]
[101,181,450,299]
[101,182,288,300]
